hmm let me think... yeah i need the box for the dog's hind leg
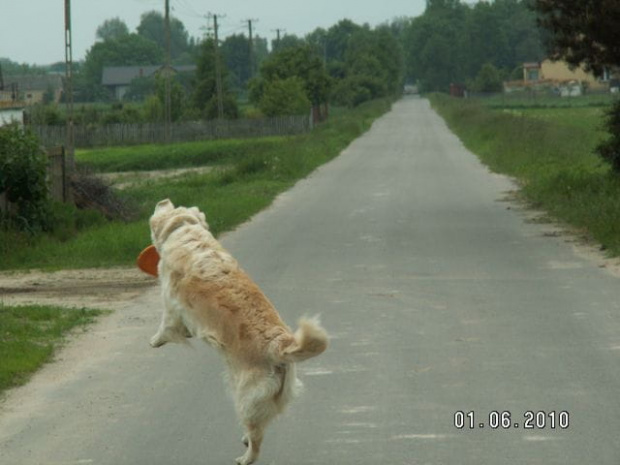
[236,424,264,465]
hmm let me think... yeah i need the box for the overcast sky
[1,0,427,65]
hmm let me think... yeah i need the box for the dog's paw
[235,454,254,465]
[150,334,167,348]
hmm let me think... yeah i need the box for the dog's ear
[155,199,174,214]
[189,206,209,230]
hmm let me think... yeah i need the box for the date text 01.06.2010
[454,411,570,430]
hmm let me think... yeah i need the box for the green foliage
[257,45,331,105]
[96,17,129,42]
[154,75,186,122]
[469,63,504,93]
[221,34,252,91]
[0,125,50,232]
[331,26,404,106]
[533,0,620,76]
[597,100,620,173]
[193,38,239,119]
[136,10,191,63]
[259,77,311,116]
[26,104,65,125]
[403,0,544,92]
[80,33,163,101]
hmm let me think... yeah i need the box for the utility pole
[164,0,172,142]
[244,19,258,79]
[64,0,75,182]
[209,13,224,119]
[272,28,285,52]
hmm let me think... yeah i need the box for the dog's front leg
[150,299,185,348]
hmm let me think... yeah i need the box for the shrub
[0,125,51,232]
[469,63,504,93]
[259,77,311,116]
[597,99,620,173]
[331,75,384,107]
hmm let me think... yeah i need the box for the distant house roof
[5,74,63,91]
[101,65,196,86]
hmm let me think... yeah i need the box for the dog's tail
[278,316,328,363]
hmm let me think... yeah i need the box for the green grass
[503,107,609,139]
[0,304,105,393]
[76,137,287,173]
[429,93,620,256]
[0,99,393,270]
[479,92,617,110]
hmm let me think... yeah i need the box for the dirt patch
[0,267,157,311]
[99,166,216,190]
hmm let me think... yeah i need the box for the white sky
[1,0,427,65]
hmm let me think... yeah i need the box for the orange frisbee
[137,244,160,277]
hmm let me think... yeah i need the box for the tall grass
[0,99,393,271]
[429,94,620,256]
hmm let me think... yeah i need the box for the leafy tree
[193,38,238,119]
[96,17,129,42]
[272,34,305,53]
[80,33,163,101]
[405,5,468,92]
[221,34,252,91]
[155,74,186,122]
[469,63,504,93]
[533,0,620,172]
[137,10,191,62]
[0,125,50,231]
[532,0,620,75]
[256,45,331,106]
[402,0,544,92]
[259,77,311,116]
[324,20,363,64]
[331,26,403,105]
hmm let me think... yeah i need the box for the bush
[331,75,384,107]
[204,94,240,120]
[259,77,311,116]
[0,125,51,232]
[469,63,504,93]
[597,99,620,173]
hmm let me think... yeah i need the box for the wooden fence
[31,115,312,148]
[46,146,69,203]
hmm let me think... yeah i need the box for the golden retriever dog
[149,199,328,465]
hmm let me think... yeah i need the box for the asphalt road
[2,96,620,464]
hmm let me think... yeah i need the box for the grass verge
[429,93,620,256]
[0,99,393,270]
[0,304,106,394]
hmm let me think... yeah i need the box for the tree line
[3,1,547,119]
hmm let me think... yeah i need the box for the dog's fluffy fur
[149,199,328,465]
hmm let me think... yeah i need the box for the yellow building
[539,59,610,91]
